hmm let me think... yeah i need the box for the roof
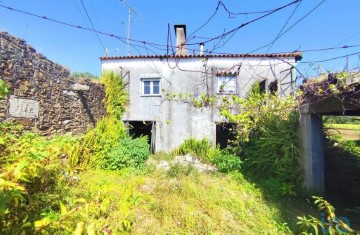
[100,52,303,61]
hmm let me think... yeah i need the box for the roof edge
[100,53,303,61]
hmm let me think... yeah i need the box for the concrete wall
[102,56,296,151]
[0,32,106,135]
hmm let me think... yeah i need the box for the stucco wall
[102,56,296,151]
[0,32,106,135]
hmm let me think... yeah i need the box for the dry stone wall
[0,32,106,135]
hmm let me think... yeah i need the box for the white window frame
[217,75,237,94]
[141,78,161,96]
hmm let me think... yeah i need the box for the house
[101,25,302,152]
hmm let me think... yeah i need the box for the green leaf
[86,222,95,235]
[34,217,51,230]
[74,222,84,235]
[59,201,67,216]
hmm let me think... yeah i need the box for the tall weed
[67,72,128,169]
[177,138,242,172]
[0,122,78,234]
[221,82,302,191]
[100,136,150,170]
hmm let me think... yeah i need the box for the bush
[178,138,213,161]
[244,111,301,186]
[212,150,242,173]
[67,72,128,169]
[177,138,242,172]
[101,136,150,170]
[221,82,301,189]
[0,122,79,234]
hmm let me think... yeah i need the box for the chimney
[174,25,188,56]
[199,43,204,56]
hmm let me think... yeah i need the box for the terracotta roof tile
[100,53,303,61]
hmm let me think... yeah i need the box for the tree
[71,72,98,80]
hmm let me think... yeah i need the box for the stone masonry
[0,32,106,135]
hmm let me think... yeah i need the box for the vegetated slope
[67,168,285,234]
[324,122,360,229]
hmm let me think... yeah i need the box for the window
[142,79,161,96]
[217,76,237,94]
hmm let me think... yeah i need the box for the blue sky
[0,0,359,77]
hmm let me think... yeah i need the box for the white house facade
[101,26,301,152]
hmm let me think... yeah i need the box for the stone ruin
[0,32,106,135]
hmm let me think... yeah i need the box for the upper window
[217,76,237,94]
[142,78,161,96]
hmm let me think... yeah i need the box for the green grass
[61,161,321,234]
[325,123,360,130]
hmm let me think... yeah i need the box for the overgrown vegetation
[221,83,301,195]
[64,169,288,234]
[0,123,79,234]
[297,196,356,234]
[1,71,359,233]
[67,72,137,170]
[176,138,242,173]
[0,72,152,234]
[0,78,9,98]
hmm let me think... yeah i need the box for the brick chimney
[174,25,188,56]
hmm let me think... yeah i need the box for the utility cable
[248,0,327,54]
[79,0,106,51]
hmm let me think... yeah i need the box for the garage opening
[216,123,236,149]
[127,121,156,153]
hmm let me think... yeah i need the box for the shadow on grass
[237,135,360,232]
[240,175,317,233]
[324,136,360,229]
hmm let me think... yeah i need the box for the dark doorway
[216,123,236,149]
[127,121,156,153]
[259,80,266,94]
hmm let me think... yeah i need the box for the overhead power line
[299,51,360,63]
[185,0,302,47]
[265,0,302,53]
[249,0,327,54]
[0,3,161,52]
[79,0,106,51]
[1,2,359,64]
[187,0,301,42]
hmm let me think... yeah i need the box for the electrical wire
[299,51,360,63]
[185,0,302,46]
[1,1,359,69]
[248,0,327,54]
[265,0,302,53]
[79,0,106,51]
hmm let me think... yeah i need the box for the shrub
[0,122,79,234]
[100,72,128,120]
[177,138,242,172]
[178,138,213,161]
[221,82,301,189]
[67,72,128,169]
[297,196,357,234]
[244,111,301,186]
[78,116,126,168]
[100,136,150,170]
[212,150,242,173]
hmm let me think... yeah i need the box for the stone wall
[0,32,106,135]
